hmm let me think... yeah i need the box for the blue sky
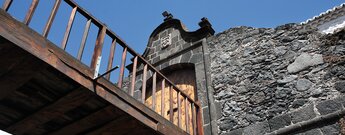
[2,0,345,79]
[3,0,345,55]
[2,0,345,92]
[73,0,345,54]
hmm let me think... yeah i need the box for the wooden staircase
[0,0,203,134]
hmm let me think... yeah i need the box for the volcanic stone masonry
[208,23,345,134]
[132,7,345,134]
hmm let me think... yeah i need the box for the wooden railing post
[23,0,40,25]
[77,19,91,60]
[192,103,196,135]
[130,56,138,96]
[105,39,117,80]
[2,0,13,11]
[161,79,165,117]
[117,47,127,88]
[141,64,148,103]
[169,85,174,122]
[177,92,181,128]
[185,98,189,133]
[152,72,157,110]
[61,6,77,50]
[42,0,61,37]
[90,26,107,78]
[196,104,204,135]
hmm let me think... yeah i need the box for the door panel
[145,69,196,134]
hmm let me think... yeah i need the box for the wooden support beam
[5,87,92,134]
[49,105,121,135]
[94,85,158,131]
[0,40,46,100]
[84,115,131,135]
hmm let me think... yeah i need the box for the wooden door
[145,69,196,134]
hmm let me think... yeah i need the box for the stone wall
[134,18,217,134]
[207,24,345,134]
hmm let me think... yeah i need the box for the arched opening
[145,64,197,134]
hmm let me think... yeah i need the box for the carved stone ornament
[160,33,171,49]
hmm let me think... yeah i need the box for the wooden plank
[152,72,157,110]
[77,19,91,60]
[94,84,162,130]
[178,92,181,128]
[42,0,61,37]
[196,105,204,135]
[105,39,116,80]
[0,42,45,100]
[185,98,189,133]
[141,64,147,103]
[192,103,196,135]
[157,123,189,135]
[61,7,77,50]
[130,56,138,96]
[101,119,160,135]
[49,105,121,135]
[169,85,173,122]
[2,0,12,11]
[84,115,131,135]
[5,87,92,134]
[117,47,127,88]
[90,26,106,71]
[23,0,39,25]
[161,79,165,117]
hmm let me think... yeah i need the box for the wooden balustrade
[42,0,61,37]
[61,6,77,50]
[1,0,203,134]
[23,0,39,25]
[2,0,12,11]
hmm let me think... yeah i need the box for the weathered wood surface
[145,69,196,134]
[0,39,46,100]
[6,87,92,134]
[0,9,188,135]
